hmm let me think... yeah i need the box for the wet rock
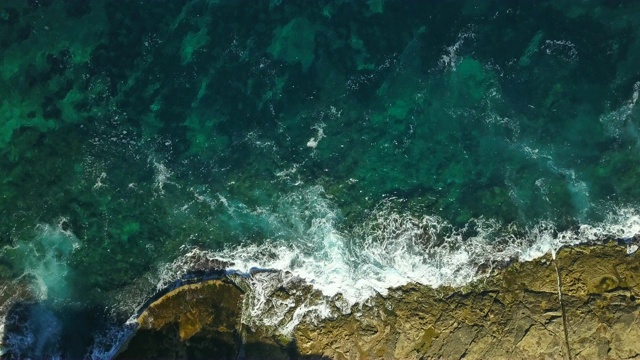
[117,280,243,360]
[295,242,640,359]
[0,279,35,356]
[115,243,640,359]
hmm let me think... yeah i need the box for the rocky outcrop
[0,279,33,356]
[296,242,640,359]
[118,280,244,359]
[116,242,640,359]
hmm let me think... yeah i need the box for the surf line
[112,235,640,358]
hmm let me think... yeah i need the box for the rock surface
[118,280,243,359]
[116,242,640,359]
[0,279,34,356]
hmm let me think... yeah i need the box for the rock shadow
[1,300,120,360]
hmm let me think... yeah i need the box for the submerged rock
[115,242,640,359]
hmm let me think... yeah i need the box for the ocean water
[1,0,640,358]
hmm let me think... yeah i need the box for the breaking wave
[152,186,640,334]
[7,187,639,359]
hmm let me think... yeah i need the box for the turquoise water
[2,0,640,357]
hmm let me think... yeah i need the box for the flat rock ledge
[116,242,640,359]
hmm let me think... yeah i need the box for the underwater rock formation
[115,242,640,359]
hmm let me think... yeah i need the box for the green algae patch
[268,17,316,71]
[120,222,141,242]
[417,326,439,352]
[519,31,544,67]
[181,27,210,64]
[350,34,374,70]
[447,57,495,103]
[183,112,229,156]
[367,0,384,15]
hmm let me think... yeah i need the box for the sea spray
[39,189,640,357]
[142,186,640,336]
[1,221,81,301]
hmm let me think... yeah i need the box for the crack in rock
[554,255,573,360]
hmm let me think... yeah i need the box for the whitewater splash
[151,186,640,336]
[4,185,640,359]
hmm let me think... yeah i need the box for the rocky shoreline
[113,241,640,359]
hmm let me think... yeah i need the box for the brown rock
[294,243,639,359]
[117,279,244,359]
[114,243,640,360]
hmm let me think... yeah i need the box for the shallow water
[1,0,640,358]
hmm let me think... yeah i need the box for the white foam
[88,321,137,360]
[0,221,83,357]
[2,222,81,301]
[439,28,475,71]
[542,39,578,61]
[306,122,326,149]
[154,186,640,334]
[520,144,591,220]
[149,157,179,196]
[92,172,108,190]
[600,81,640,138]
[2,305,63,360]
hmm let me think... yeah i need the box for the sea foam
[151,186,640,334]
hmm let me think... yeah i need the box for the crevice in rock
[522,288,558,296]
[513,322,534,347]
[553,255,572,360]
[458,329,480,359]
